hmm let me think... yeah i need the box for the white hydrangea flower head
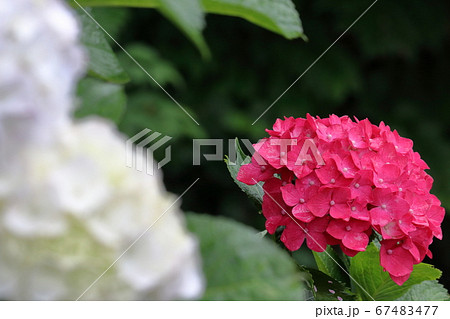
[0,0,205,300]
[0,0,84,152]
[0,118,204,300]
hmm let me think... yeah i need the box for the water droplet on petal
[330,200,335,206]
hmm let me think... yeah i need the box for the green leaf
[75,0,306,55]
[75,78,126,123]
[89,8,131,45]
[225,138,263,204]
[313,246,349,285]
[308,268,355,301]
[186,213,308,300]
[158,0,209,58]
[116,43,184,87]
[120,92,205,139]
[75,0,209,58]
[201,0,306,40]
[396,280,450,301]
[74,0,159,5]
[78,9,130,84]
[349,243,442,301]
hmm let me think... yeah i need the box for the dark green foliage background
[87,0,450,288]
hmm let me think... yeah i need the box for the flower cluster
[0,0,84,154]
[0,120,204,300]
[0,0,204,300]
[237,115,444,285]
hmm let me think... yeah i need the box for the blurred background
[81,0,450,288]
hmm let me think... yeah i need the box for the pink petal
[332,187,352,204]
[379,163,401,180]
[297,172,321,189]
[308,216,330,232]
[236,162,261,185]
[402,238,421,263]
[306,231,328,252]
[342,232,369,251]
[389,197,410,218]
[281,183,300,207]
[265,216,285,234]
[340,244,359,257]
[292,205,315,223]
[390,273,411,286]
[281,222,306,251]
[380,243,414,277]
[349,202,370,221]
[315,158,341,184]
[381,221,404,239]
[348,219,371,232]
[326,219,346,240]
[307,188,333,217]
[330,203,351,220]
[428,205,445,227]
[370,207,391,226]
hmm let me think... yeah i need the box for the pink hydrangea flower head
[237,114,444,285]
